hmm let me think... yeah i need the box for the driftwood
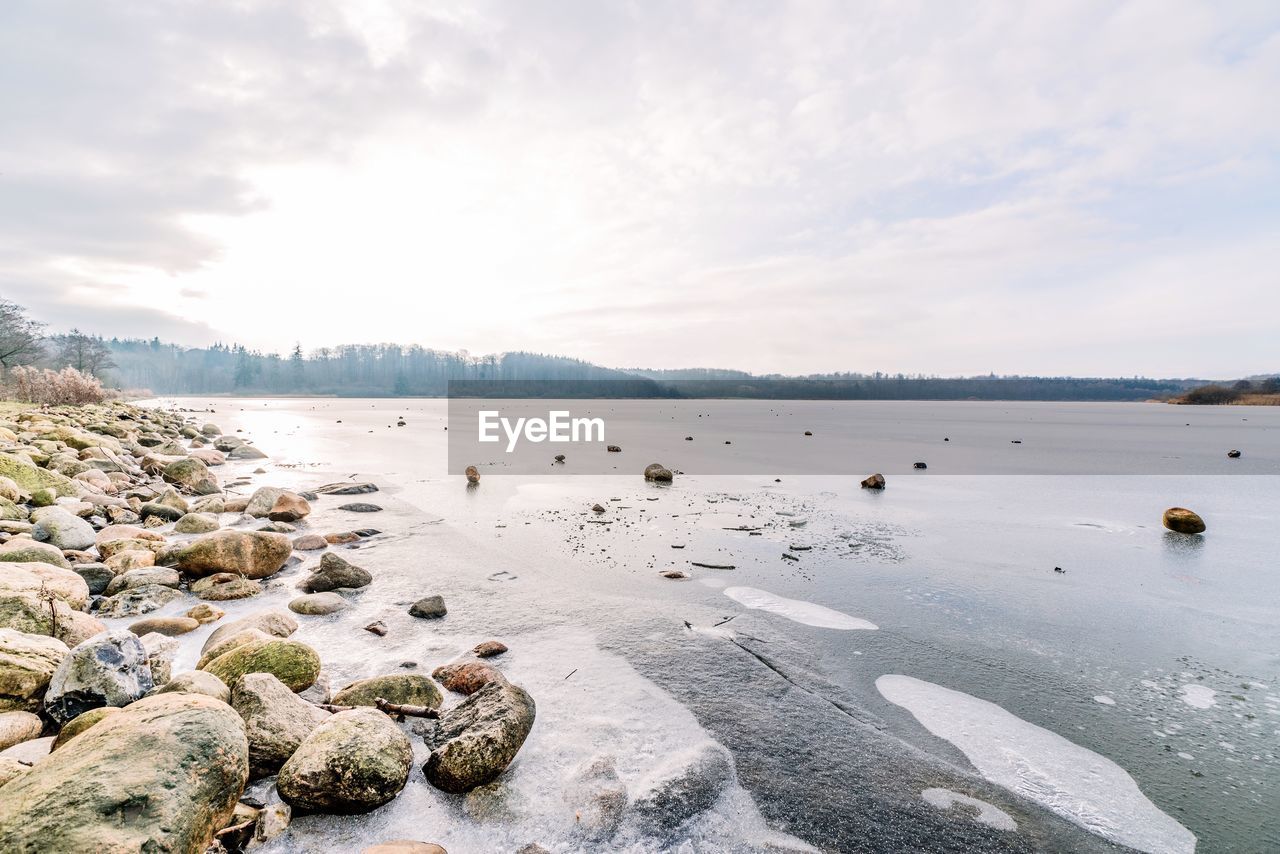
[690,562,736,570]
[316,697,440,719]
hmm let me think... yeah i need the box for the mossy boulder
[51,706,120,750]
[0,592,105,648]
[0,539,71,569]
[174,512,220,534]
[0,456,79,498]
[0,499,27,523]
[423,681,536,794]
[0,693,249,852]
[277,708,412,814]
[202,637,321,693]
[332,674,443,710]
[162,457,220,495]
[0,629,69,712]
[191,573,263,601]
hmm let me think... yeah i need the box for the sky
[1,0,1277,378]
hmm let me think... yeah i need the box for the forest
[0,298,1250,401]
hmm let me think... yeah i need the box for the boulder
[0,592,105,648]
[245,487,288,518]
[0,560,91,608]
[42,630,154,725]
[432,662,505,696]
[139,501,184,522]
[861,473,886,490]
[315,482,380,495]
[423,680,536,793]
[103,548,156,573]
[277,708,413,814]
[104,565,180,596]
[232,672,331,778]
[289,592,350,615]
[31,510,95,552]
[409,595,447,619]
[190,495,226,514]
[201,422,222,437]
[302,552,372,593]
[174,512,220,534]
[227,444,268,460]
[98,537,164,560]
[0,456,79,498]
[94,584,184,618]
[339,503,383,513]
[95,524,163,546]
[128,615,200,637]
[293,534,328,551]
[169,530,293,579]
[0,734,52,766]
[0,693,249,852]
[0,539,71,569]
[643,463,673,482]
[161,457,220,495]
[473,640,508,658]
[0,710,43,751]
[331,674,442,710]
[268,493,311,523]
[203,610,297,654]
[1163,507,1206,534]
[0,477,23,503]
[149,670,230,703]
[201,637,321,693]
[0,498,27,523]
[186,602,225,624]
[191,572,262,601]
[51,706,119,750]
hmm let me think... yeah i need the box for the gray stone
[42,630,154,725]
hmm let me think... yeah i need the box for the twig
[564,668,578,680]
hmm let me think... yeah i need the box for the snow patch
[922,788,1017,832]
[877,675,1196,854]
[723,586,877,630]
[1179,684,1217,709]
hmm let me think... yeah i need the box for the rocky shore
[0,402,536,853]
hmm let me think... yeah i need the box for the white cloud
[1,0,1277,375]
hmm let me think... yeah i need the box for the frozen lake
[142,397,1280,853]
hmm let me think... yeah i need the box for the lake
[145,397,1280,853]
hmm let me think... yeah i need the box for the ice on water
[877,675,1196,854]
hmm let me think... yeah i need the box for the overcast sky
[1,1,1277,377]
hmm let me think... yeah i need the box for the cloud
[1,0,1277,376]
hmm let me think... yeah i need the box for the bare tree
[0,299,45,378]
[51,328,117,378]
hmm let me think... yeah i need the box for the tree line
[0,298,1269,400]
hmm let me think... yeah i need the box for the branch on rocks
[375,697,440,719]
[316,698,440,719]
